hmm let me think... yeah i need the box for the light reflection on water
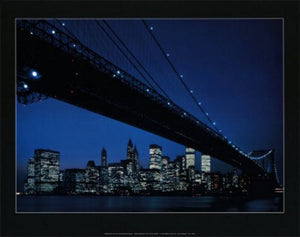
[17,195,283,212]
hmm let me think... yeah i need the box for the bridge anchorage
[17,20,281,193]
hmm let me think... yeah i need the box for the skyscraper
[201,154,211,173]
[175,155,186,172]
[149,144,162,170]
[34,149,60,193]
[133,145,140,173]
[101,148,107,167]
[126,139,139,174]
[24,157,35,193]
[127,139,134,160]
[185,147,195,169]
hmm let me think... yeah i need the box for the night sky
[17,19,283,191]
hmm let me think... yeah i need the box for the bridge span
[17,20,270,176]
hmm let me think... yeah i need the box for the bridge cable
[102,20,172,101]
[141,20,223,136]
[55,19,82,43]
[94,20,156,90]
[56,20,154,91]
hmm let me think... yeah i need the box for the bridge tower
[247,149,281,196]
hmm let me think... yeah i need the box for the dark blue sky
[17,19,283,191]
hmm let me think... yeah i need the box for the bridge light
[166,53,170,57]
[73,43,76,48]
[23,84,28,89]
[183,112,186,116]
[198,102,202,105]
[31,71,38,77]
[219,129,222,132]
[112,74,116,77]
[167,102,171,105]
[146,88,150,92]
[190,90,193,94]
[62,22,66,26]
[197,121,199,124]
[213,122,216,125]
[30,31,33,35]
[205,112,209,116]
[180,75,183,78]
[116,70,121,75]
[229,141,231,144]
[30,70,40,79]
[150,26,154,31]
[51,30,56,34]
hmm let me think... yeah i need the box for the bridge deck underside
[17,28,264,175]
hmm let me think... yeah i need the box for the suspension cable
[142,20,223,136]
[102,20,171,100]
[94,20,155,89]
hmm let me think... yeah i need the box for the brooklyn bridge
[17,19,281,194]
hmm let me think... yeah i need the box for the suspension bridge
[17,19,281,191]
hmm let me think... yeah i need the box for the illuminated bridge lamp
[23,84,28,89]
[30,70,40,79]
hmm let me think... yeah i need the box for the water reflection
[17,195,283,212]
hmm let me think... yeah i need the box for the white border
[15,17,285,214]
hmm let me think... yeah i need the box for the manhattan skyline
[17,19,283,191]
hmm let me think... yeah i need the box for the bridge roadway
[17,20,265,175]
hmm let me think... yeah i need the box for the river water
[17,195,283,212]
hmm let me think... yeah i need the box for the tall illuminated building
[34,149,60,193]
[201,154,211,173]
[101,148,107,167]
[185,147,195,169]
[24,157,35,193]
[149,144,162,170]
[127,139,134,160]
[126,139,140,174]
